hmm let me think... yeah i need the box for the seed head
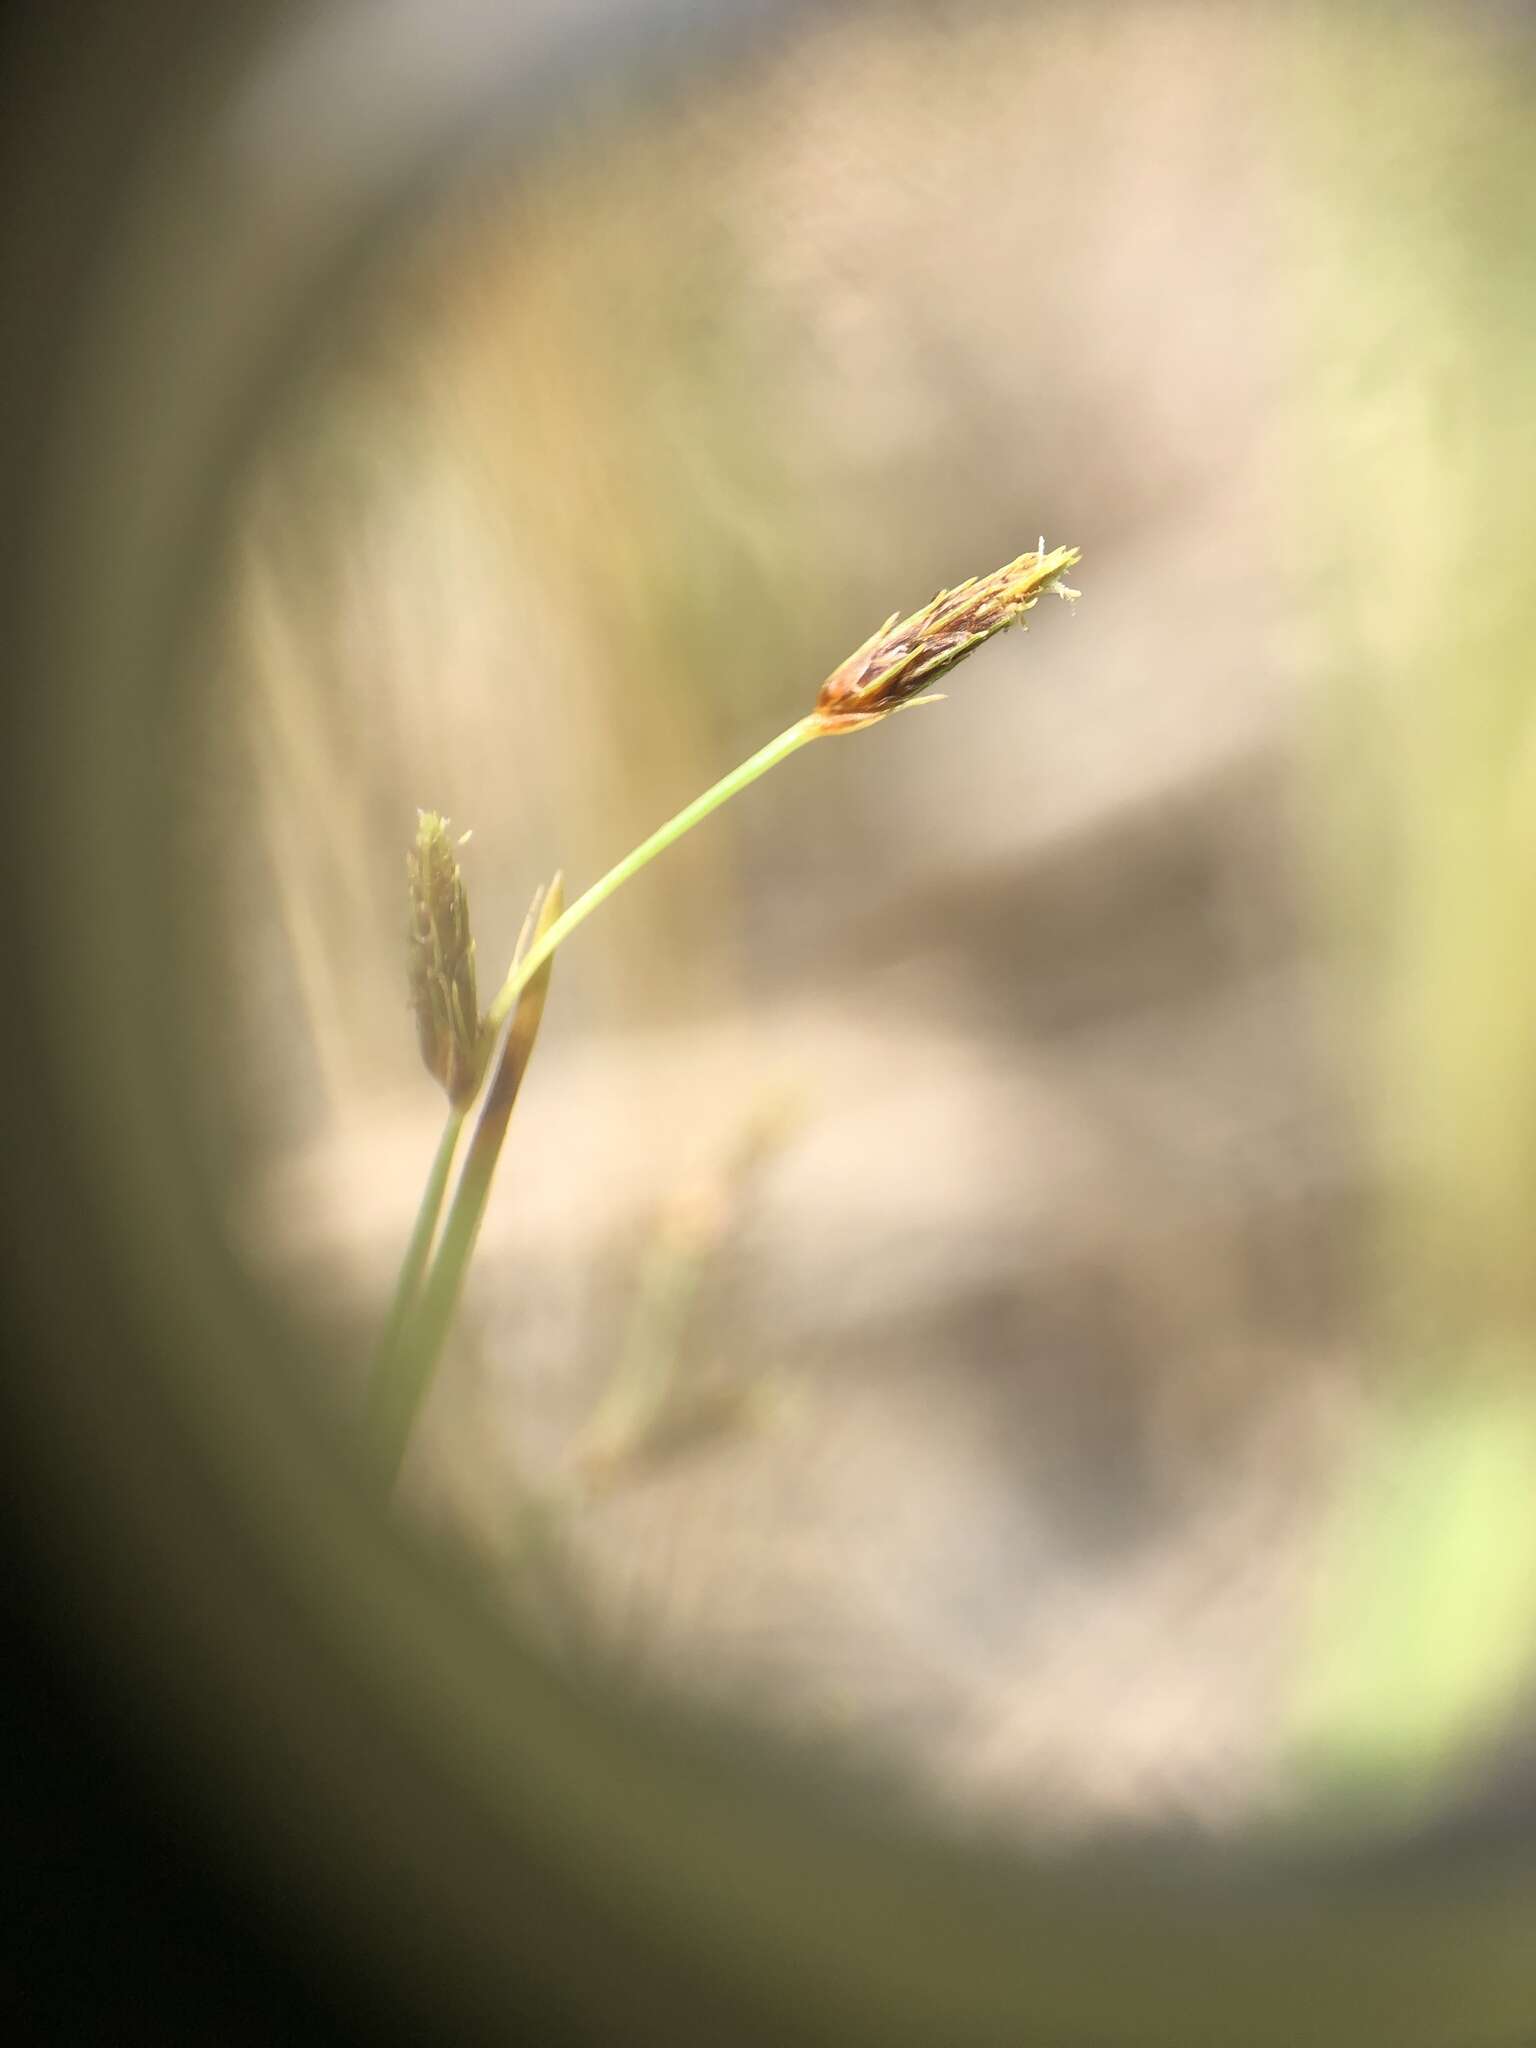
[812,542,1081,732]
[407,810,485,1108]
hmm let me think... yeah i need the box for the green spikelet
[407,811,485,1108]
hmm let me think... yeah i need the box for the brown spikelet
[812,542,1081,733]
[407,811,485,1108]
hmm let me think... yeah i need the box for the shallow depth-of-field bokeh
[185,6,1536,1841]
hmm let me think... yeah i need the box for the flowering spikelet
[407,811,485,1108]
[812,542,1081,732]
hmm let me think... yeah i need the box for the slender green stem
[370,883,563,1487]
[370,881,548,1448]
[370,1107,464,1386]
[483,715,820,1037]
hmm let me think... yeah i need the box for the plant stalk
[369,880,564,1485]
[371,540,1081,1483]
[483,714,820,1038]
[371,1106,465,1381]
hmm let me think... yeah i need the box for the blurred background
[182,2,1536,1846]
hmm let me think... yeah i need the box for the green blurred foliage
[1291,9,1536,1811]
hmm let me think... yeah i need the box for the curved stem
[372,714,821,1485]
[483,715,820,1037]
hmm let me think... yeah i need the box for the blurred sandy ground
[182,5,1536,1838]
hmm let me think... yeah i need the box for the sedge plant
[368,540,1082,1485]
